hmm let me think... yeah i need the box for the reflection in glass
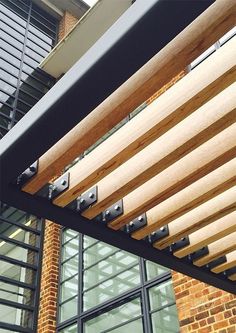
[59,323,78,333]
[0,303,33,329]
[152,305,180,333]
[60,297,78,323]
[146,260,169,280]
[84,298,143,333]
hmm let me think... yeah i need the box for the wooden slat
[132,159,236,240]
[23,0,236,195]
[229,274,236,281]
[193,231,236,267]
[153,187,236,250]
[80,87,236,219]
[211,251,236,273]
[108,124,236,231]
[173,212,236,258]
[53,40,236,207]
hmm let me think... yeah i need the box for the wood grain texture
[53,41,236,208]
[228,274,236,281]
[132,159,236,240]
[108,123,236,230]
[153,187,236,250]
[193,231,236,267]
[211,251,236,274]
[173,212,236,258]
[81,90,236,219]
[23,0,236,195]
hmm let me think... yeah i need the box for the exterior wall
[37,221,61,333]
[58,11,78,41]
[172,271,236,333]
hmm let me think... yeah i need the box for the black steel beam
[0,0,214,188]
[1,186,235,295]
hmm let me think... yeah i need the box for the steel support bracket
[205,256,227,270]
[144,225,169,244]
[94,200,123,224]
[16,161,38,187]
[37,172,69,200]
[67,186,97,212]
[122,213,147,234]
[225,266,236,277]
[191,246,209,261]
[171,236,190,252]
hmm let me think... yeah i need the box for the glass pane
[0,303,33,328]
[83,235,98,249]
[59,323,78,333]
[111,318,143,333]
[62,237,79,262]
[0,281,35,306]
[0,260,36,285]
[61,275,78,303]
[84,298,142,333]
[0,221,39,247]
[61,255,79,281]
[152,304,180,333]
[63,229,79,244]
[149,280,176,311]
[83,265,140,310]
[60,296,78,323]
[146,260,169,280]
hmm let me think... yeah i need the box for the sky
[83,0,98,7]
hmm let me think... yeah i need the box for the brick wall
[58,11,78,42]
[37,221,61,333]
[172,271,236,333]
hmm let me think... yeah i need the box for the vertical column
[37,221,61,333]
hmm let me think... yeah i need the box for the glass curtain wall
[0,203,44,333]
[57,229,180,333]
[0,0,57,137]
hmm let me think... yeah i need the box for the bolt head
[29,166,36,172]
[80,198,85,204]
[138,216,143,222]
[89,192,94,199]
[160,226,165,232]
[61,179,67,186]
[151,232,156,236]
[105,210,110,216]
[129,221,134,227]
[114,205,120,211]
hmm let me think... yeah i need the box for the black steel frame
[0,0,235,295]
[0,212,45,333]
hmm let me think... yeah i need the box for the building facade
[0,1,236,333]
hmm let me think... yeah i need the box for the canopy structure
[0,0,235,294]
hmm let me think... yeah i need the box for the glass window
[59,323,78,333]
[146,260,169,280]
[60,296,78,323]
[0,303,33,329]
[149,280,180,333]
[84,298,143,333]
[0,281,35,306]
[61,275,78,303]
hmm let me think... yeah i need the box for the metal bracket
[67,186,97,212]
[171,236,190,252]
[144,225,169,244]
[191,246,209,261]
[16,161,38,187]
[78,186,97,212]
[37,172,69,200]
[94,200,123,224]
[224,266,236,277]
[122,213,147,234]
[205,256,227,270]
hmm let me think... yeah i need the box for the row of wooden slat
[22,0,236,280]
